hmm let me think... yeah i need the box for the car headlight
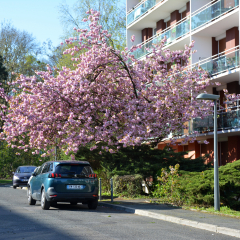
[13,176,19,180]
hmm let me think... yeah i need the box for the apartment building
[126,0,240,165]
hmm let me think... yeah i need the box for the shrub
[153,164,184,206]
[178,160,240,209]
[112,174,143,198]
[153,160,240,210]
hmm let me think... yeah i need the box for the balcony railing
[131,17,190,59]
[192,46,240,78]
[189,110,240,134]
[191,0,239,31]
[189,101,240,134]
[168,101,240,138]
[127,0,156,26]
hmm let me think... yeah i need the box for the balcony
[189,101,240,134]
[192,46,239,78]
[127,0,157,26]
[131,17,190,59]
[191,0,239,32]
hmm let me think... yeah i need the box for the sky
[0,0,80,48]
[0,0,126,48]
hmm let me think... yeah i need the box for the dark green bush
[177,160,240,210]
[76,144,211,181]
[113,174,143,198]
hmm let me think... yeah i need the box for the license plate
[66,185,85,190]
[22,179,28,182]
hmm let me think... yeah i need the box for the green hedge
[179,160,240,209]
[154,160,240,209]
[113,174,143,198]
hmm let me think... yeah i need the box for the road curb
[99,202,240,238]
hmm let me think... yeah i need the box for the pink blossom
[0,10,235,156]
[130,35,135,42]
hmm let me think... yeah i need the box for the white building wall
[191,0,211,13]
[191,36,212,64]
[127,29,142,49]
[126,0,140,12]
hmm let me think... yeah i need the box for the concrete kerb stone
[217,227,240,238]
[197,222,217,232]
[99,202,239,238]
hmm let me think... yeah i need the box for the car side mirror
[32,172,36,177]
[12,172,15,175]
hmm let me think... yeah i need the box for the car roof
[18,166,37,168]
[45,160,90,165]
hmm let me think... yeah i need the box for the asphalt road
[0,185,236,240]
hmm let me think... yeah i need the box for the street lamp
[196,93,220,211]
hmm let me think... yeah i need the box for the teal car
[27,160,98,210]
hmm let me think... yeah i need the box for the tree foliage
[75,144,211,178]
[0,21,46,94]
[0,10,214,157]
[0,141,48,178]
[0,54,7,83]
[59,0,126,51]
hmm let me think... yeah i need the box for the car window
[49,163,53,172]
[81,166,94,175]
[55,164,93,175]
[42,163,49,174]
[18,166,36,173]
[33,167,40,173]
[36,165,44,175]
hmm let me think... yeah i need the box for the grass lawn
[183,205,240,218]
[0,179,12,185]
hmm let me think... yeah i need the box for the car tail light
[89,174,97,178]
[92,194,98,197]
[49,195,57,197]
[48,173,61,178]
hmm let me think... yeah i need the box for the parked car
[28,166,40,184]
[27,160,98,210]
[13,166,37,189]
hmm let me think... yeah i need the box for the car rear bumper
[46,188,98,203]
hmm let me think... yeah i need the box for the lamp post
[197,93,220,211]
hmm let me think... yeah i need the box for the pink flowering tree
[0,10,214,157]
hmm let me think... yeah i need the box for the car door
[36,163,50,199]
[41,163,52,190]
[31,164,44,200]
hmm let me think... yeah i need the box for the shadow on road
[0,191,133,240]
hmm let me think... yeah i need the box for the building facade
[126,0,240,165]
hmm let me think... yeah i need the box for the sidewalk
[99,199,240,238]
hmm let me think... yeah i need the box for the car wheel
[88,199,98,210]
[27,187,36,205]
[13,186,16,189]
[70,201,78,205]
[41,189,50,210]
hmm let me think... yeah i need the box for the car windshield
[17,167,36,173]
[55,164,93,175]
